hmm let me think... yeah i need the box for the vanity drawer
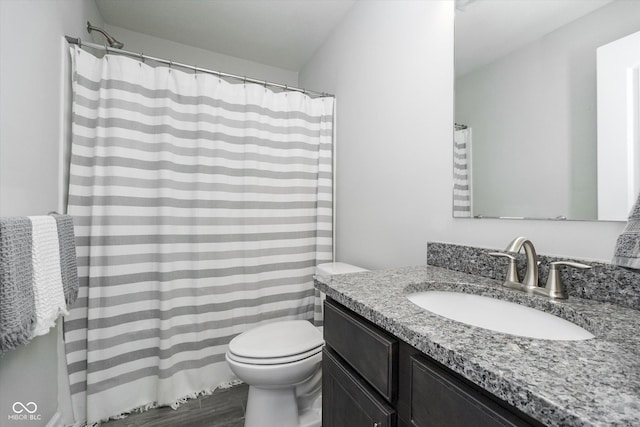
[323,347,396,427]
[324,298,398,402]
[410,355,537,427]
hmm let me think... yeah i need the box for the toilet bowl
[226,263,367,427]
[226,320,324,427]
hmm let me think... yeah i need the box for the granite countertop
[314,265,640,427]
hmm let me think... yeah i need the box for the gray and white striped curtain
[453,128,472,217]
[64,46,333,424]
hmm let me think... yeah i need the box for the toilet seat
[227,344,323,365]
[228,320,324,361]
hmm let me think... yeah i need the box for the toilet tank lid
[316,262,368,276]
[228,320,323,359]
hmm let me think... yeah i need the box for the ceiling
[95,0,357,72]
[455,0,614,77]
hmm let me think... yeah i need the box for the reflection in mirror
[453,0,640,221]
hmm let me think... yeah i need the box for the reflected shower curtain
[64,46,333,424]
[453,128,472,217]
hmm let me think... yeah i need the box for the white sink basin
[407,291,594,341]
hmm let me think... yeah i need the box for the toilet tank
[316,262,368,276]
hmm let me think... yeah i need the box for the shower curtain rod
[64,36,334,98]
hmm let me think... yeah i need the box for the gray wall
[103,24,299,87]
[300,0,456,269]
[300,0,625,267]
[0,2,103,425]
[456,0,640,220]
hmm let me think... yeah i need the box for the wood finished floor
[101,383,248,427]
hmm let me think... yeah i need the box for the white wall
[300,0,625,267]
[0,2,104,425]
[300,0,455,269]
[103,24,299,88]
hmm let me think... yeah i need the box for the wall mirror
[453,0,640,221]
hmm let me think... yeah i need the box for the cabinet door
[323,348,396,427]
[410,355,536,427]
[324,298,398,402]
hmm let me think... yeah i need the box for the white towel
[29,216,68,337]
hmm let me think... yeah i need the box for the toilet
[225,262,367,427]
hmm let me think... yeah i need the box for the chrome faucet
[504,236,539,290]
[490,237,592,300]
[490,236,539,291]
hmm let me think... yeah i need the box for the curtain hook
[243,76,247,87]
[193,64,198,77]
[168,60,173,73]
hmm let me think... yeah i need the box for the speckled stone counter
[314,265,640,426]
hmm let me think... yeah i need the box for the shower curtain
[453,128,472,217]
[63,46,333,424]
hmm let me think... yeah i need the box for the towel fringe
[0,314,36,353]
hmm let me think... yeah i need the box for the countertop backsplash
[426,242,640,311]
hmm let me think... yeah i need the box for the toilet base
[244,385,322,427]
[298,394,322,427]
[245,386,297,427]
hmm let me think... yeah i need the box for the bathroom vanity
[322,297,542,427]
[315,245,640,426]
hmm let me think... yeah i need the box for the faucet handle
[488,252,520,284]
[540,261,591,299]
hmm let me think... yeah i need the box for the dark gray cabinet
[323,347,396,427]
[322,298,543,427]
